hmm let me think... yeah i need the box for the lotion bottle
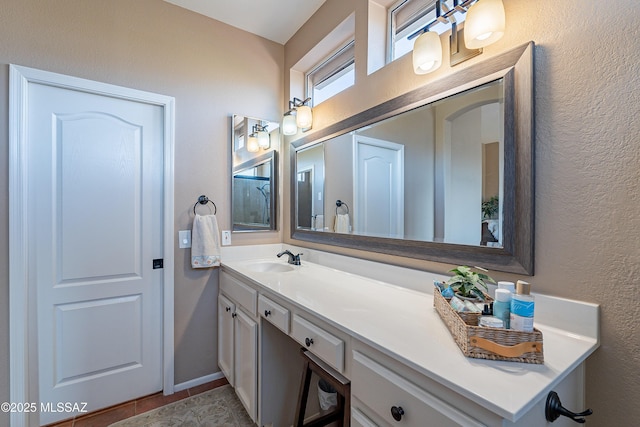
[510,280,535,332]
[493,288,511,329]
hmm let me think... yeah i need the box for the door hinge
[153,259,164,269]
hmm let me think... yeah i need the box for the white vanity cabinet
[220,255,598,427]
[218,271,258,422]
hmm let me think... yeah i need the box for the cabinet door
[218,294,235,386]
[234,308,258,422]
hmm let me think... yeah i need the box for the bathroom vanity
[218,245,599,427]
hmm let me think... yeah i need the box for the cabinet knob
[545,391,593,423]
[264,309,271,317]
[305,337,314,347]
[390,406,404,421]
[225,306,230,312]
[231,312,237,318]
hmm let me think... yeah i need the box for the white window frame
[306,39,355,106]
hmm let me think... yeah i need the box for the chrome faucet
[277,250,303,265]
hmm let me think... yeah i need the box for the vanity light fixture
[283,97,313,134]
[246,133,259,153]
[256,124,270,149]
[409,0,506,74]
[282,111,298,136]
[247,123,270,153]
[464,0,505,49]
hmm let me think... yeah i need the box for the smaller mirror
[231,115,279,232]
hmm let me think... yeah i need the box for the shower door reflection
[232,151,277,231]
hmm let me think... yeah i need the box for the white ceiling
[164,0,326,45]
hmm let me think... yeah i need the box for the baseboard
[173,371,226,393]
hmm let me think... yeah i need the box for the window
[306,40,355,106]
[389,0,465,62]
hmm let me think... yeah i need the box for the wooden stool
[294,348,351,427]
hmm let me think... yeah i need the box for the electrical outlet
[221,230,232,246]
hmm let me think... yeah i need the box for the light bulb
[464,0,505,49]
[296,105,313,129]
[247,135,259,153]
[257,130,270,149]
[412,31,442,75]
[282,114,297,135]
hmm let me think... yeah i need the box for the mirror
[231,115,279,232]
[290,42,534,274]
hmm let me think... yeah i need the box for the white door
[11,66,171,425]
[353,136,404,238]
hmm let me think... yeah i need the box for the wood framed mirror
[290,42,534,274]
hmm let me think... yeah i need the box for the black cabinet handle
[305,337,314,347]
[545,391,593,423]
[390,406,404,421]
[231,312,237,318]
[225,306,230,312]
[264,310,271,317]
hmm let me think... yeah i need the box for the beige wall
[0,1,283,423]
[284,0,640,424]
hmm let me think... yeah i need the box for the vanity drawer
[352,351,484,427]
[352,406,380,427]
[291,314,344,372]
[220,272,257,316]
[258,294,290,334]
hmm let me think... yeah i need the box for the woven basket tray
[433,289,544,364]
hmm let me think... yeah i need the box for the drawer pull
[305,337,314,347]
[390,406,404,421]
[231,312,237,318]
[264,309,271,317]
[225,306,231,312]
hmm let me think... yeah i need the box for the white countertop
[221,251,599,422]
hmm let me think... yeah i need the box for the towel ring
[193,195,217,215]
[335,200,349,214]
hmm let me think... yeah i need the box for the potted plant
[445,266,495,301]
[481,196,499,219]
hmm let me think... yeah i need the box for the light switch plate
[178,230,191,248]
[221,230,232,246]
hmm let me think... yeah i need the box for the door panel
[218,294,236,386]
[55,295,142,383]
[56,112,141,281]
[234,309,258,422]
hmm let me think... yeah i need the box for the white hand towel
[334,213,351,233]
[191,214,221,268]
[314,214,324,230]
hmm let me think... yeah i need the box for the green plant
[445,266,495,300]
[481,196,499,219]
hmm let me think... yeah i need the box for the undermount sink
[246,262,295,273]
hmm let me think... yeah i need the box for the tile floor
[43,377,229,427]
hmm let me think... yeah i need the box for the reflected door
[354,136,404,238]
[297,169,313,228]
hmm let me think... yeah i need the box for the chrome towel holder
[193,195,217,215]
[335,200,349,214]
